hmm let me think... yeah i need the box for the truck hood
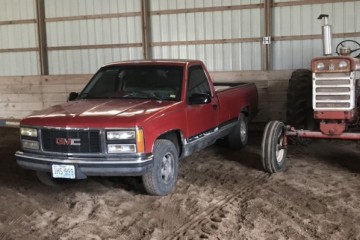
[21,99,182,128]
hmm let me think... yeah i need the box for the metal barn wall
[45,0,143,74]
[272,1,360,70]
[0,0,39,75]
[150,0,263,71]
[2,1,360,75]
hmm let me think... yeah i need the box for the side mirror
[68,92,79,101]
[189,93,211,105]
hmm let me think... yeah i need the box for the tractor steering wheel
[336,40,360,58]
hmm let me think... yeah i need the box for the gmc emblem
[55,138,81,146]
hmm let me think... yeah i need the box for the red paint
[319,122,346,135]
[286,129,360,140]
[20,60,258,154]
[314,110,354,120]
[311,56,360,72]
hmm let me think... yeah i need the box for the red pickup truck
[15,60,258,195]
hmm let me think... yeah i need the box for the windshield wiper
[79,93,114,99]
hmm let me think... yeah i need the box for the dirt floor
[0,127,360,240]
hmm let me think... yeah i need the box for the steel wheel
[228,113,248,149]
[161,153,174,184]
[142,139,179,196]
[262,120,288,173]
[240,121,247,143]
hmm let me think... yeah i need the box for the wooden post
[262,0,272,71]
[141,0,152,59]
[36,0,49,75]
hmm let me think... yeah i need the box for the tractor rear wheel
[262,120,287,173]
[286,69,316,130]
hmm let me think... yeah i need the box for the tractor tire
[36,171,72,187]
[261,120,287,173]
[286,69,316,130]
[142,139,179,196]
[228,113,248,149]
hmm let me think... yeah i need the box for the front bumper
[15,151,153,179]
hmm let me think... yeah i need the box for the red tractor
[262,14,360,173]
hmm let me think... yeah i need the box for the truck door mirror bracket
[68,92,79,101]
[189,93,211,105]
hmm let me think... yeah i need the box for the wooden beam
[36,0,49,75]
[273,32,360,41]
[141,0,152,59]
[0,48,38,53]
[46,12,141,23]
[48,43,142,51]
[2,31,358,55]
[151,38,261,47]
[0,19,36,26]
[150,4,264,16]
[273,0,355,7]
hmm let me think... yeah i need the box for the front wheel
[142,139,179,196]
[261,121,287,173]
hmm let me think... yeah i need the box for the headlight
[316,62,325,71]
[20,127,38,137]
[108,144,136,153]
[22,139,39,150]
[107,131,135,140]
[338,60,348,69]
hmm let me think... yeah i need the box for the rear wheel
[228,113,248,149]
[286,69,316,130]
[142,139,179,196]
[261,121,287,173]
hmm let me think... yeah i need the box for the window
[79,65,183,101]
[187,65,211,101]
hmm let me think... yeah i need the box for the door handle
[212,104,218,110]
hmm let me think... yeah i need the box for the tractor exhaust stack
[318,14,333,56]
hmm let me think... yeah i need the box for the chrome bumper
[15,151,153,178]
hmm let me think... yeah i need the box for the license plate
[52,165,76,179]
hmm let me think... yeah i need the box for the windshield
[79,65,183,101]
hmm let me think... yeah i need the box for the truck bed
[213,82,252,92]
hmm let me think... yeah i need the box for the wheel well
[241,106,249,118]
[157,131,183,156]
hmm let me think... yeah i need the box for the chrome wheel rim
[240,121,247,143]
[276,136,285,163]
[161,153,174,184]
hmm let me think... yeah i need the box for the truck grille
[313,72,355,110]
[41,129,101,153]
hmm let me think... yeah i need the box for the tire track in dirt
[259,184,335,239]
[0,187,39,239]
[263,171,360,239]
[0,184,90,239]
[258,188,319,239]
[162,174,268,240]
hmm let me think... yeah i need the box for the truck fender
[152,130,185,158]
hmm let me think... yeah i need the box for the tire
[36,171,72,187]
[228,113,248,149]
[261,121,287,173]
[142,139,179,196]
[286,69,317,130]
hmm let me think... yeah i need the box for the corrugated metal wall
[150,0,262,71]
[1,0,360,76]
[0,0,39,75]
[45,0,143,74]
[272,0,360,69]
